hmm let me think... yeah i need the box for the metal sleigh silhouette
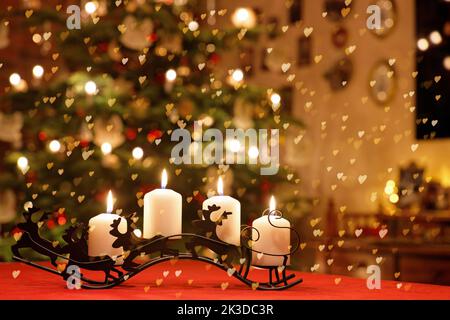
[11,205,302,290]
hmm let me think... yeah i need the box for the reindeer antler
[110,217,132,249]
[109,218,123,237]
[192,205,232,240]
[207,204,220,212]
[215,211,231,226]
[38,211,53,222]
[62,224,80,243]
[22,207,40,219]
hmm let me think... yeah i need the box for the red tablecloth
[1,260,449,300]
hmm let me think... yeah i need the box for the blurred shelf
[310,201,450,285]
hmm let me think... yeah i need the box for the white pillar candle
[88,190,127,260]
[252,196,291,267]
[143,169,182,239]
[202,176,241,246]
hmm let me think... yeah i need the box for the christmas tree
[0,0,303,260]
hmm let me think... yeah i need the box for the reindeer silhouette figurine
[192,204,232,239]
[11,208,62,267]
[109,215,179,272]
[60,223,123,283]
[186,204,240,268]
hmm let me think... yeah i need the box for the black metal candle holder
[11,205,302,290]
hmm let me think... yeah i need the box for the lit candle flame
[217,176,224,195]
[107,190,113,213]
[161,169,168,189]
[269,195,276,212]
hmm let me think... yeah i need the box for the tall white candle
[252,196,291,267]
[202,177,241,246]
[88,191,127,260]
[143,169,182,239]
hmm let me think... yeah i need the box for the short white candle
[143,169,182,239]
[252,196,291,267]
[202,177,241,246]
[88,191,127,260]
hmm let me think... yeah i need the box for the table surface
[1,260,450,300]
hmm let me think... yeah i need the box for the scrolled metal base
[11,207,302,291]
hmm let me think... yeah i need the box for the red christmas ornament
[155,72,165,85]
[11,227,22,236]
[38,131,47,141]
[76,109,86,117]
[208,53,221,65]
[126,128,137,140]
[46,219,55,229]
[147,129,163,143]
[147,32,158,43]
[80,140,90,148]
[180,57,189,65]
[260,179,271,193]
[97,42,109,53]
[140,184,159,194]
[57,215,67,226]
[260,179,272,201]
[194,192,206,204]
[95,190,110,202]
[26,171,37,184]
